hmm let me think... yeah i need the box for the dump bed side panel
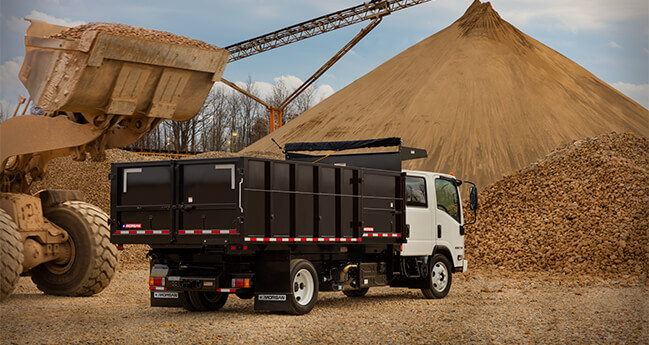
[241,158,405,243]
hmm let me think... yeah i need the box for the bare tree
[289,85,315,122]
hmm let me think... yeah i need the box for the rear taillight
[232,278,251,288]
[149,277,164,286]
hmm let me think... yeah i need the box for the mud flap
[150,291,183,307]
[254,251,291,312]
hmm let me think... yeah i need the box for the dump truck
[0,19,229,301]
[110,138,478,314]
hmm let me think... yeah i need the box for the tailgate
[110,161,174,244]
[110,158,243,246]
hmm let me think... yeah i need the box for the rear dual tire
[181,291,228,311]
[343,287,369,297]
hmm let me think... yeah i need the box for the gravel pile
[51,22,221,51]
[465,132,648,281]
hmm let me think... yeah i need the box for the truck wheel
[1,209,23,302]
[180,291,198,311]
[421,254,452,299]
[343,287,369,297]
[186,291,228,311]
[31,201,118,296]
[288,259,318,315]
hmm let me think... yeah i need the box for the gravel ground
[2,269,646,345]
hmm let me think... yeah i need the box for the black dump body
[110,157,406,247]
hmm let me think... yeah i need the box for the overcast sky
[1,0,648,111]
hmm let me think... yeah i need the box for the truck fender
[432,245,454,271]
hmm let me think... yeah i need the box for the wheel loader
[0,19,230,301]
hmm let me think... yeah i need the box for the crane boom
[225,0,432,62]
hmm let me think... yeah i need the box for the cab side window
[405,176,427,207]
[435,179,460,222]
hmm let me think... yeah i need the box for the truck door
[401,174,434,256]
[434,178,464,268]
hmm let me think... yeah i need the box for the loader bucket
[19,19,230,121]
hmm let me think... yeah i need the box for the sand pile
[51,22,221,51]
[465,132,648,281]
[243,0,648,188]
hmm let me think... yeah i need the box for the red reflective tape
[162,230,170,234]
[178,230,186,234]
[229,230,237,234]
[145,230,153,234]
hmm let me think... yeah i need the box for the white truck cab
[402,170,473,273]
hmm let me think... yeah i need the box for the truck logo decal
[258,294,287,301]
[123,223,142,229]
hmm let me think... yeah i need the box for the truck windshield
[435,179,460,223]
[405,176,427,207]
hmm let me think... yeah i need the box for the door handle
[437,225,442,239]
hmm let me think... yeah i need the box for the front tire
[288,259,318,315]
[31,201,118,296]
[0,209,23,302]
[421,254,452,299]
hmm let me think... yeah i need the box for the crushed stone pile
[465,132,648,281]
[51,22,221,51]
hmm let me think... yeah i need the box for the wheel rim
[293,268,314,306]
[44,237,76,275]
[431,261,448,293]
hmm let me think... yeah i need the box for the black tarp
[283,137,401,152]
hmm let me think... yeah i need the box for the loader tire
[1,209,23,302]
[31,201,118,296]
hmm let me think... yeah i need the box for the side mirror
[469,186,478,211]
